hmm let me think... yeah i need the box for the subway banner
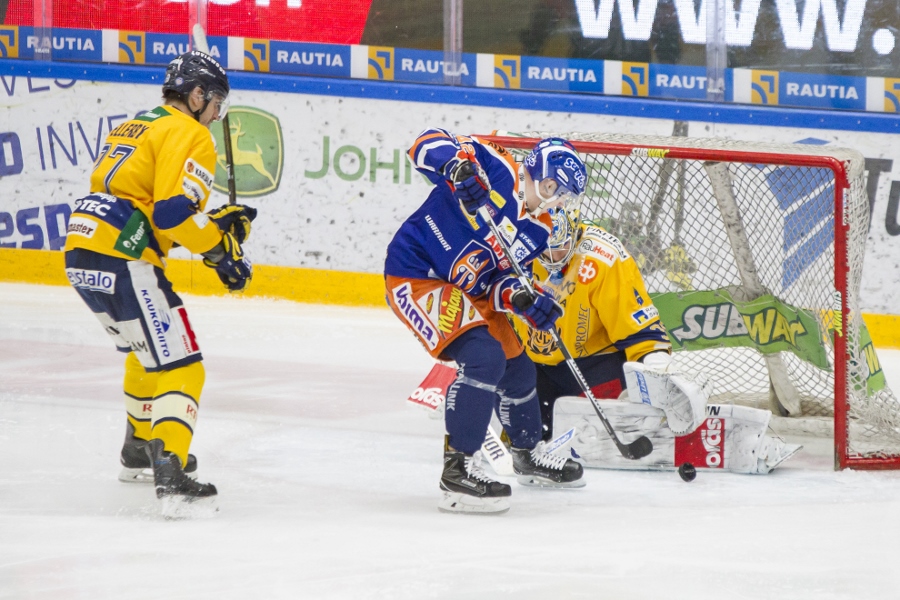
[3,76,900,315]
[1,0,899,112]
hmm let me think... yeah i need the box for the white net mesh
[499,132,900,467]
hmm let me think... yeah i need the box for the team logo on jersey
[634,288,644,306]
[577,258,598,284]
[526,328,557,356]
[210,107,283,197]
[449,241,496,293]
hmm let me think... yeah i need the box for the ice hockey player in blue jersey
[385,129,588,513]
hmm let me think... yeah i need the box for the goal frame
[482,134,898,471]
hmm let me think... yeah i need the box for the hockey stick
[703,162,802,416]
[191,24,237,205]
[476,200,653,460]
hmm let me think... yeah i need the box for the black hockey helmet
[162,51,230,121]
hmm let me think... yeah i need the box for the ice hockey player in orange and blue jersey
[63,51,255,516]
[385,130,589,513]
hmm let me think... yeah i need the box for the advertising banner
[1,76,900,314]
[2,0,899,111]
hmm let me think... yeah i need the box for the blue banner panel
[394,49,476,86]
[520,56,602,93]
[650,64,709,101]
[17,28,102,62]
[780,72,866,111]
[270,41,351,78]
[145,34,191,65]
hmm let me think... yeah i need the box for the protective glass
[206,90,230,121]
[539,181,584,212]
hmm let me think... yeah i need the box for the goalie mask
[539,203,582,273]
[524,138,587,215]
[163,51,230,122]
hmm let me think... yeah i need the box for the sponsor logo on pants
[66,268,116,294]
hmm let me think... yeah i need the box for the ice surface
[2,282,900,600]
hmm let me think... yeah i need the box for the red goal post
[481,133,900,470]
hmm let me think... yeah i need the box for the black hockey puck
[678,463,697,482]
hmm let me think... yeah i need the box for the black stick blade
[620,435,653,460]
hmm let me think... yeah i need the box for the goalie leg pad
[552,398,801,474]
[623,358,708,435]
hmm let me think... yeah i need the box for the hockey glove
[445,159,490,215]
[623,352,709,436]
[202,232,253,292]
[495,277,562,331]
[207,204,258,244]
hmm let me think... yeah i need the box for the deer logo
[217,118,278,187]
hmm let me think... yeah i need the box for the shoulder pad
[575,226,631,265]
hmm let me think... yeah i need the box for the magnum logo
[438,287,464,334]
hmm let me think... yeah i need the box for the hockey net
[484,132,900,470]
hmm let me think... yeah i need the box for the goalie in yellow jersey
[517,204,681,440]
[514,205,801,474]
[63,51,256,516]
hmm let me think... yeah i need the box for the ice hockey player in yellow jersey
[512,202,704,441]
[513,204,801,474]
[63,51,255,517]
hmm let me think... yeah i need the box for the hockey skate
[439,448,511,515]
[511,441,585,488]
[119,432,198,483]
[146,439,218,519]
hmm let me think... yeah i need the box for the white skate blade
[119,467,153,483]
[119,467,198,484]
[437,492,510,515]
[516,475,586,489]
[159,494,219,520]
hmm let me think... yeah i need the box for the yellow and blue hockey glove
[207,204,257,244]
[202,232,252,292]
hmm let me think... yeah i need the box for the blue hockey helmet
[523,138,587,214]
[163,51,230,121]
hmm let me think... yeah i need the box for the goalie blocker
[553,397,801,474]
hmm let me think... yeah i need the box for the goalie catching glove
[202,231,252,292]
[623,352,708,435]
[207,204,257,244]
[494,276,562,331]
[445,158,490,215]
